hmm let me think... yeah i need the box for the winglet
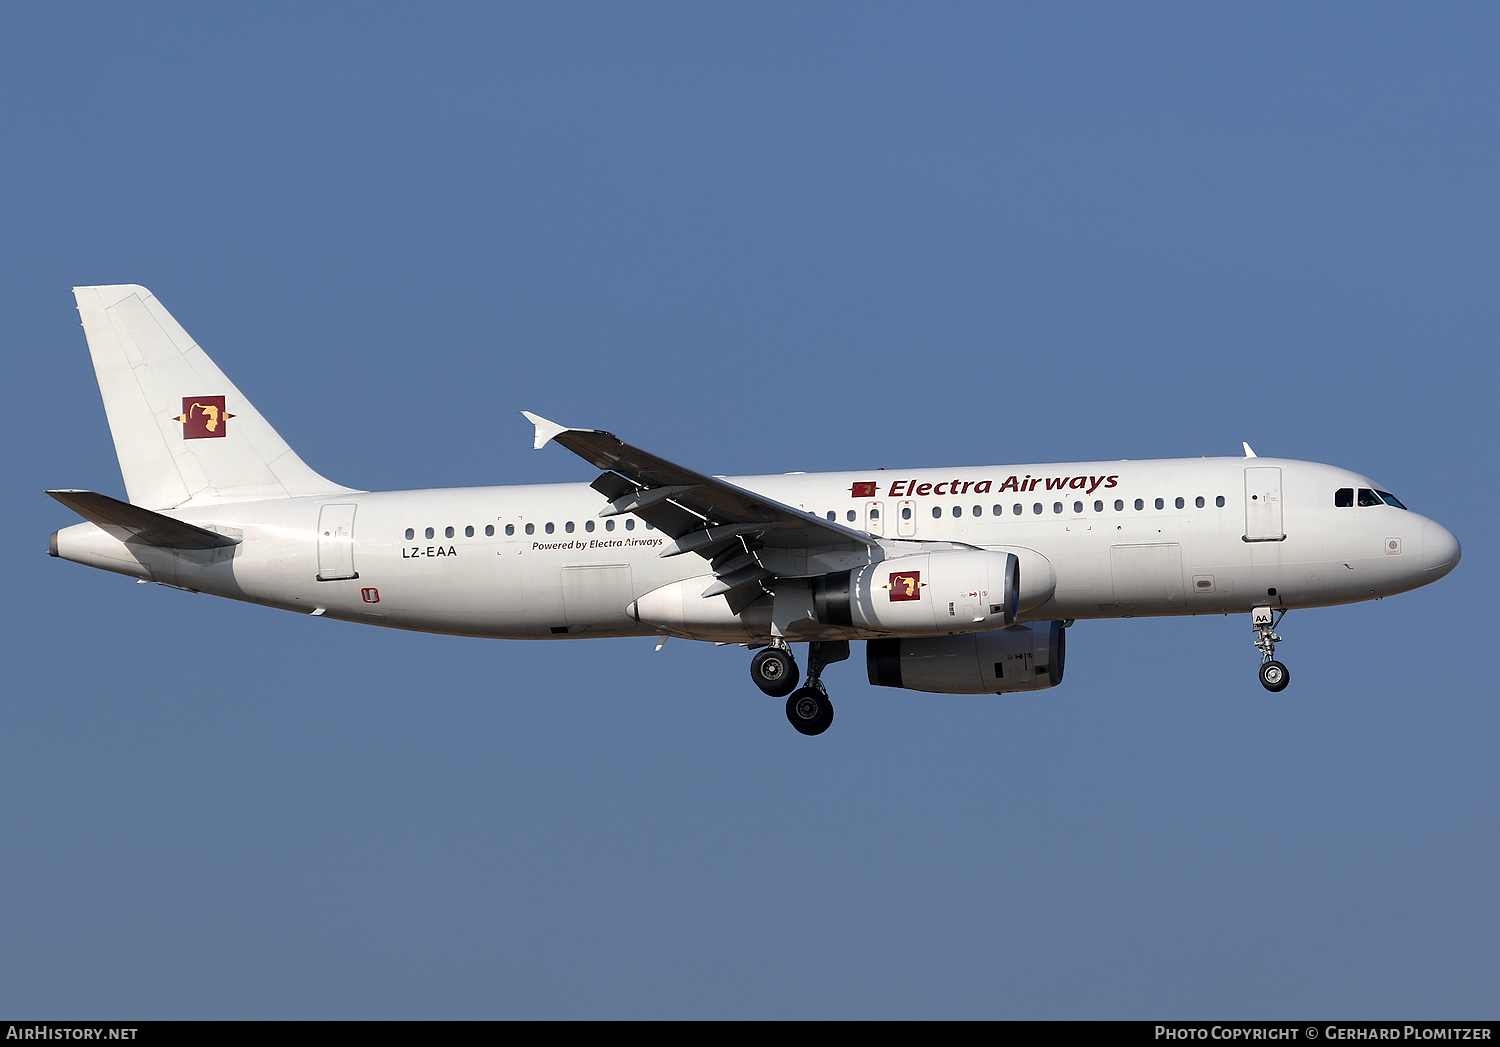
[521,411,572,450]
[1242,442,1258,458]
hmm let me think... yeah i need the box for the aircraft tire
[786,688,834,735]
[750,648,799,697]
[1259,660,1290,692]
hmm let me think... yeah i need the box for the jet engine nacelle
[814,550,1019,635]
[866,621,1066,694]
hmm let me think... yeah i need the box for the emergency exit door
[316,503,359,580]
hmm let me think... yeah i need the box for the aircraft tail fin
[71,285,357,509]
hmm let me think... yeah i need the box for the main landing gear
[1252,605,1290,692]
[750,640,849,735]
[750,643,799,698]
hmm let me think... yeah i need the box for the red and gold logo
[886,571,923,601]
[850,481,877,498]
[173,396,235,439]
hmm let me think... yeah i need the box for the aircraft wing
[522,412,884,608]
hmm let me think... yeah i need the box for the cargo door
[561,563,635,630]
[1244,467,1285,542]
[1110,543,1184,606]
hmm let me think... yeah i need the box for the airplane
[47,285,1462,735]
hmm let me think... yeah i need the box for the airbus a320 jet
[48,286,1462,735]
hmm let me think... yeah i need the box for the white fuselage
[51,455,1461,643]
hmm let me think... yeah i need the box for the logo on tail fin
[173,396,235,439]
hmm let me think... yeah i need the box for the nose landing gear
[1252,605,1290,692]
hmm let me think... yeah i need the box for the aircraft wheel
[1259,660,1290,692]
[750,647,799,697]
[786,687,834,735]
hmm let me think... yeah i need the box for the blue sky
[2,3,1495,1017]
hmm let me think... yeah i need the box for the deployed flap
[47,490,239,549]
[519,412,871,549]
[521,412,893,607]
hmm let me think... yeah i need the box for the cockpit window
[1335,488,1353,507]
[1375,490,1407,510]
[1357,488,1382,507]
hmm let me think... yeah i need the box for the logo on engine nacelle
[886,571,923,601]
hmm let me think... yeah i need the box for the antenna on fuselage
[1242,442,1258,458]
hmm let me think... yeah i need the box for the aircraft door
[561,563,635,629]
[316,503,359,580]
[897,499,916,537]
[1244,467,1285,542]
[1110,542,1185,607]
[865,501,884,536]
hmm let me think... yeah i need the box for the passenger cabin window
[545,522,555,534]
[1094,500,1103,512]
[504,524,513,536]
[1195,496,1204,508]
[405,528,414,540]
[993,505,1003,516]
[902,507,912,520]
[465,525,474,537]
[972,505,981,517]
[952,506,962,518]
[932,507,942,519]
[1013,504,1022,515]
[1053,502,1062,514]
[1216,496,1225,507]
[1033,503,1043,515]
[1134,499,1144,511]
[1357,488,1382,507]
[585,520,595,532]
[1335,488,1354,507]
[1114,499,1124,511]
[565,521,574,533]
[444,526,454,538]
[486,524,494,536]
[606,519,615,531]
[425,527,435,540]
[625,519,635,530]
[826,511,835,521]
[525,523,534,535]
[1073,501,1083,513]
[1175,497,1184,509]
[846,510,856,522]
[1154,498,1164,510]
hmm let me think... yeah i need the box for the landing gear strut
[1252,605,1290,692]
[784,640,848,736]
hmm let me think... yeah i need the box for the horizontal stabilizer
[46,490,239,549]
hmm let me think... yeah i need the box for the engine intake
[866,622,1066,694]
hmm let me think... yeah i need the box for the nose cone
[1421,519,1461,579]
